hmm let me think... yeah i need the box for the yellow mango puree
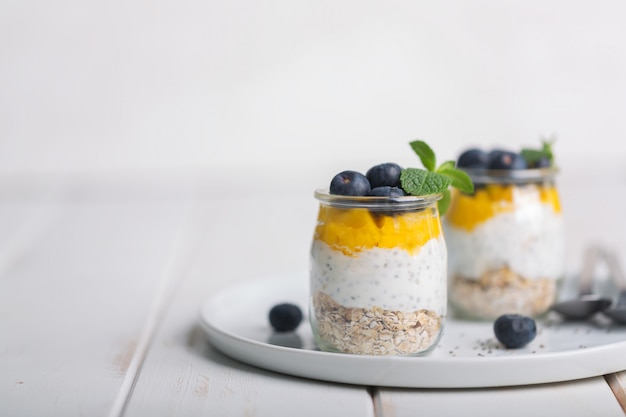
[314,206,442,256]
[446,184,561,232]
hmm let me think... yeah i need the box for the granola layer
[311,291,442,356]
[449,267,557,320]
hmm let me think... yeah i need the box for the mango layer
[314,206,442,256]
[446,184,562,231]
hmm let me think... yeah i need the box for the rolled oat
[449,266,557,320]
[311,291,442,356]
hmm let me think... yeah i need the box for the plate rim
[199,277,626,388]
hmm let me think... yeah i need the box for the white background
[2,1,626,188]
[3,4,626,415]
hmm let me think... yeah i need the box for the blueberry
[493,314,537,348]
[366,163,402,188]
[269,303,303,332]
[529,156,551,168]
[487,151,528,170]
[488,148,507,160]
[457,148,489,169]
[367,186,406,197]
[329,170,371,196]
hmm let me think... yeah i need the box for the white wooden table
[1,176,625,417]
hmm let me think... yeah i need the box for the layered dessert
[310,195,447,355]
[308,141,471,355]
[444,145,565,320]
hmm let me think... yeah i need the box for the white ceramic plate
[199,276,626,388]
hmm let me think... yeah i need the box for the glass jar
[443,167,565,320]
[309,190,447,356]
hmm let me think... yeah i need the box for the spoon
[550,245,612,320]
[600,249,626,324]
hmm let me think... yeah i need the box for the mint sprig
[521,138,555,166]
[436,161,474,194]
[409,141,437,172]
[400,168,452,196]
[401,140,475,214]
[438,189,452,216]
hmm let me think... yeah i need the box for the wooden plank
[124,187,626,416]
[0,198,191,416]
[0,201,64,279]
[123,197,375,417]
[374,377,625,417]
[606,371,626,413]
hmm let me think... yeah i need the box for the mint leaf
[540,139,555,163]
[436,165,474,194]
[400,168,451,196]
[436,160,455,172]
[438,188,451,215]
[409,140,436,172]
[521,148,549,165]
[522,139,555,166]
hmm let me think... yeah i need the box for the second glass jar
[443,167,565,320]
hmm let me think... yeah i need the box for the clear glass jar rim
[461,166,559,184]
[314,189,442,209]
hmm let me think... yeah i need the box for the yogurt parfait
[309,141,472,356]
[310,190,446,355]
[443,144,565,320]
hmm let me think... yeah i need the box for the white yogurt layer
[444,204,565,280]
[310,237,447,315]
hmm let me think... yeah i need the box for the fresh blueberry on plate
[269,303,303,332]
[493,314,537,348]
